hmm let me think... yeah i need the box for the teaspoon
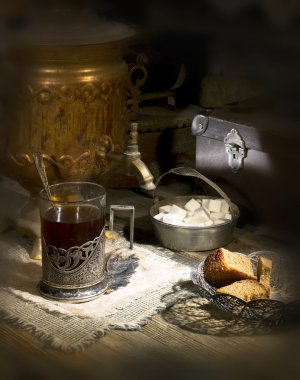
[33,151,56,208]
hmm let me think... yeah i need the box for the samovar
[1,6,155,257]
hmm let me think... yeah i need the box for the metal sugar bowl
[149,167,239,251]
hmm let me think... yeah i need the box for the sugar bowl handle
[153,166,235,216]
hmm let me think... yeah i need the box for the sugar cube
[184,216,209,226]
[202,199,210,209]
[154,197,231,229]
[221,200,230,214]
[207,199,223,213]
[193,207,210,221]
[184,198,200,212]
[154,212,165,221]
[224,213,232,220]
[186,211,195,217]
[203,205,210,215]
[210,212,225,221]
[162,213,184,225]
[213,219,225,225]
[169,204,187,221]
[159,205,172,213]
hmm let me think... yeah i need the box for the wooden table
[1,188,299,380]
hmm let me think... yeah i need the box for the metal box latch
[224,129,247,173]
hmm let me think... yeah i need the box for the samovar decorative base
[38,274,109,303]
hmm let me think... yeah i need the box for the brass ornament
[5,52,128,191]
[127,54,148,119]
[22,79,125,105]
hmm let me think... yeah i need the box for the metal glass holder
[109,205,135,249]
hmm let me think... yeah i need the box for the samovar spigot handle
[124,123,155,191]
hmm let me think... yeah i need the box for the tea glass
[38,182,108,302]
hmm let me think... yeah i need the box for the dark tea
[41,204,105,250]
[38,182,108,301]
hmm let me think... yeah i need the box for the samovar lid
[17,4,135,46]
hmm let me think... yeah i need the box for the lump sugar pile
[154,198,232,227]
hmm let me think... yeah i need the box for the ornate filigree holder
[39,232,109,302]
[38,182,108,302]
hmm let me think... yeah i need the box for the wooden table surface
[1,188,300,380]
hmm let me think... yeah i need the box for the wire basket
[191,251,300,323]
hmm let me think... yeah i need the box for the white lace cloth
[0,230,192,351]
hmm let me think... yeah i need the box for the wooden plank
[141,314,243,358]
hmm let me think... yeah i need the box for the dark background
[1,0,300,239]
[1,0,300,120]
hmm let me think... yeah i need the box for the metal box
[191,104,300,239]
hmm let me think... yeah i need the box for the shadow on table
[160,281,300,337]
[122,215,157,245]
[106,250,139,291]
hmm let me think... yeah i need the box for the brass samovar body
[6,42,128,193]
[1,12,155,258]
